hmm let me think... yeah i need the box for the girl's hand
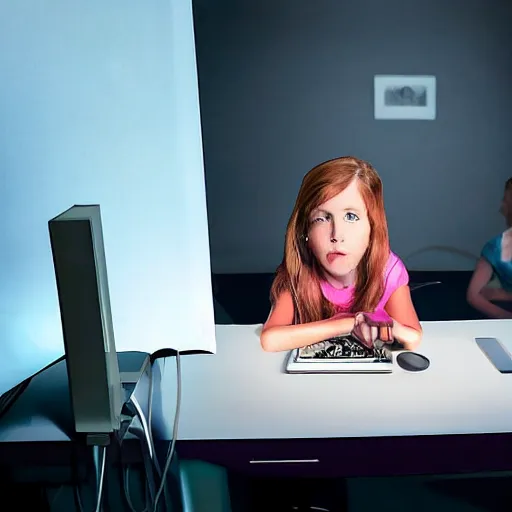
[352,310,394,349]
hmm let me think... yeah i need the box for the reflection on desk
[0,351,150,443]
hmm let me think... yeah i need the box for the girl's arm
[384,285,423,351]
[467,258,512,319]
[260,290,355,352]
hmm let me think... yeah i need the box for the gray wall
[194,0,512,273]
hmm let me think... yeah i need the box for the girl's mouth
[327,252,346,264]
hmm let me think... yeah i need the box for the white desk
[160,319,512,441]
[2,320,512,478]
[168,320,512,478]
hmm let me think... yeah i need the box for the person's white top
[154,319,512,441]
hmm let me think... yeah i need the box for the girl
[260,156,422,352]
[467,177,512,319]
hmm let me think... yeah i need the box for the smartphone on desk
[475,337,512,374]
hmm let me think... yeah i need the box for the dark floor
[229,474,348,512]
[181,460,512,512]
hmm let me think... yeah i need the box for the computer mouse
[396,351,430,372]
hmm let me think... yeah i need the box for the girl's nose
[330,222,344,244]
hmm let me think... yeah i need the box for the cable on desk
[121,359,170,512]
[124,388,160,508]
[71,445,107,512]
[152,351,181,512]
[147,364,155,460]
[147,362,160,472]
[410,281,442,292]
[129,394,157,463]
[147,359,171,507]
[125,433,161,512]
[74,484,84,512]
[94,445,107,512]
[123,465,150,512]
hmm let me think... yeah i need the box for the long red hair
[270,156,390,324]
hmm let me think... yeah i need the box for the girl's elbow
[466,288,482,308]
[260,329,278,352]
[406,328,423,351]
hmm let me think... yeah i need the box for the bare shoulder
[386,250,409,288]
[262,289,295,331]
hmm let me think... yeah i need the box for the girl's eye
[312,214,330,223]
[344,212,359,223]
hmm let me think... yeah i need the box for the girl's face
[307,179,371,287]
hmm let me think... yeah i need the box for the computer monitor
[49,204,122,436]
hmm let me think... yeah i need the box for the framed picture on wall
[374,75,436,120]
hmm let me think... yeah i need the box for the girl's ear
[298,232,309,246]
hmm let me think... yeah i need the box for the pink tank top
[320,251,409,312]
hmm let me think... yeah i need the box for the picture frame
[374,75,436,120]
